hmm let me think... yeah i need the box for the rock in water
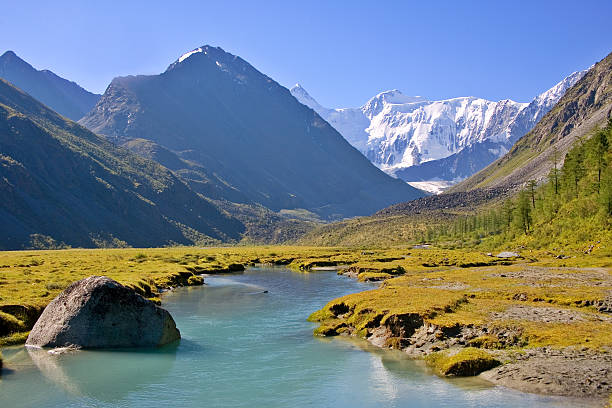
[26,276,180,348]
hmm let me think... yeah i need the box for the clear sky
[1,0,610,107]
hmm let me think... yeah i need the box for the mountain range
[453,51,612,192]
[0,51,100,121]
[298,51,612,246]
[0,43,606,250]
[79,45,422,220]
[0,78,243,249]
[0,45,425,248]
[291,69,587,191]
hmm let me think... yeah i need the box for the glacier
[291,68,587,188]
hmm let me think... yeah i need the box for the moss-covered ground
[425,347,500,376]
[0,246,355,342]
[310,245,612,364]
[1,245,610,378]
[0,246,459,342]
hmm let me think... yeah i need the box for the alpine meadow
[0,2,611,407]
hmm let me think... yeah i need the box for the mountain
[80,45,422,219]
[0,51,100,121]
[297,53,611,247]
[0,78,244,250]
[291,69,587,185]
[453,52,612,192]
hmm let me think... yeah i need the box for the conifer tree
[590,123,610,193]
[527,180,537,207]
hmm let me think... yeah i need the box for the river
[0,267,584,407]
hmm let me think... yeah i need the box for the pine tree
[550,148,560,195]
[513,191,532,235]
[590,123,610,193]
[527,180,537,208]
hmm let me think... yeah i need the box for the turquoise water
[0,267,585,407]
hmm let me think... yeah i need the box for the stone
[26,276,180,348]
[496,251,521,258]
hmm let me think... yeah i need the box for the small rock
[496,251,521,258]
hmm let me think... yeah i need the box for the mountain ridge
[0,77,244,249]
[452,51,612,192]
[80,45,423,220]
[296,52,611,246]
[0,51,100,121]
[291,69,587,185]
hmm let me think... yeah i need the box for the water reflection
[26,345,178,402]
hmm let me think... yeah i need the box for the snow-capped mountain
[291,69,587,188]
[80,45,422,219]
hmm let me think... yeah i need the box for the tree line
[422,119,612,248]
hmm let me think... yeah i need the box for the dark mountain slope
[0,78,243,249]
[453,51,612,192]
[121,138,250,203]
[80,45,423,219]
[0,51,100,121]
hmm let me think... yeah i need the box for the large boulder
[26,276,180,348]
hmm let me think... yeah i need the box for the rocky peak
[290,83,326,112]
[362,90,426,118]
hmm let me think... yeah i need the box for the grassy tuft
[0,331,30,347]
[426,347,500,376]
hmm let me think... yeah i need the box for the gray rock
[26,276,180,348]
[596,292,612,313]
[496,251,521,258]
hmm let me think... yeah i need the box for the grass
[298,214,451,247]
[425,348,500,376]
[311,246,612,353]
[0,331,29,347]
[0,245,428,343]
[1,245,610,376]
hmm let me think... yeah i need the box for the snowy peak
[367,89,425,105]
[531,69,589,112]
[168,45,242,71]
[291,67,589,184]
[290,83,326,113]
[178,47,205,63]
[173,45,223,65]
[505,69,588,143]
[166,45,262,87]
[361,90,427,118]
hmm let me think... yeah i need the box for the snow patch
[407,180,455,195]
[178,47,204,63]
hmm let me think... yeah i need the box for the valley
[0,8,610,406]
[0,245,610,404]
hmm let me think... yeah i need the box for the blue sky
[1,0,610,107]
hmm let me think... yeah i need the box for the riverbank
[1,245,610,405]
[309,247,612,404]
[2,266,577,408]
[0,246,471,344]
